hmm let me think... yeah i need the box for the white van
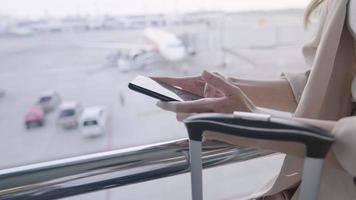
[79,106,107,137]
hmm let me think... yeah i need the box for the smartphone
[128,75,203,102]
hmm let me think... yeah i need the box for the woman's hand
[156,71,256,115]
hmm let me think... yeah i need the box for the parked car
[25,106,45,129]
[36,91,61,113]
[56,102,83,129]
[79,106,107,137]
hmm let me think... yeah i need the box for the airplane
[77,27,195,72]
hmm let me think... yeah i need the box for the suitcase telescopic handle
[184,112,335,200]
[184,112,334,158]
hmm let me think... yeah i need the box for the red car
[25,106,45,129]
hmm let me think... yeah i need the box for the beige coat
[289,0,355,120]
[206,0,356,199]
[271,0,356,199]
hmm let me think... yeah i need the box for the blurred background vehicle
[56,101,83,129]
[79,106,107,137]
[36,91,61,113]
[24,105,45,129]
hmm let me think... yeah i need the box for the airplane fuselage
[143,28,187,62]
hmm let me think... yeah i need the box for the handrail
[0,138,272,200]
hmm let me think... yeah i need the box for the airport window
[0,0,314,199]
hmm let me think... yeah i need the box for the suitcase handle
[184,112,335,200]
[184,112,334,158]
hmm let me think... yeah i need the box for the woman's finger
[202,70,240,96]
[156,98,218,113]
[212,71,226,79]
[203,72,226,97]
[204,83,224,97]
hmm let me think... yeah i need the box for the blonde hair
[304,0,326,27]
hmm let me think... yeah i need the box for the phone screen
[129,75,202,102]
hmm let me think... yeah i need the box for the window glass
[0,0,314,198]
[39,96,52,103]
[59,109,75,117]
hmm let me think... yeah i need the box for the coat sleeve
[280,70,310,104]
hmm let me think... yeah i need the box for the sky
[0,0,310,18]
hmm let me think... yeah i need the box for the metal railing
[0,138,272,200]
